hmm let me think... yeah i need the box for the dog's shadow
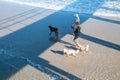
[49,36,59,42]
[50,49,63,55]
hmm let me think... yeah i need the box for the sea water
[3,0,120,17]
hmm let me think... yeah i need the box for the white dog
[63,48,79,57]
[76,44,89,53]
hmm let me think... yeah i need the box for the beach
[0,1,120,80]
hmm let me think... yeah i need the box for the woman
[73,22,81,47]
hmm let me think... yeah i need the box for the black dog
[48,25,59,40]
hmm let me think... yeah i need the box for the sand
[0,1,120,80]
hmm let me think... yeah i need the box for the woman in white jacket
[72,14,81,47]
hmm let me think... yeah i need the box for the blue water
[4,0,120,17]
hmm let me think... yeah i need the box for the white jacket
[75,14,80,24]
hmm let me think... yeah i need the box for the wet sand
[0,1,120,80]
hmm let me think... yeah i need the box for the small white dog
[63,48,79,57]
[76,44,89,53]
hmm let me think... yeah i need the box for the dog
[75,44,89,53]
[63,48,79,57]
[48,25,59,40]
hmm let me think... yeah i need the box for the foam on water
[4,0,76,10]
[3,0,120,17]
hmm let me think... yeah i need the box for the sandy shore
[0,1,120,80]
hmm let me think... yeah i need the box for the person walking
[70,13,81,46]
[73,22,81,47]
